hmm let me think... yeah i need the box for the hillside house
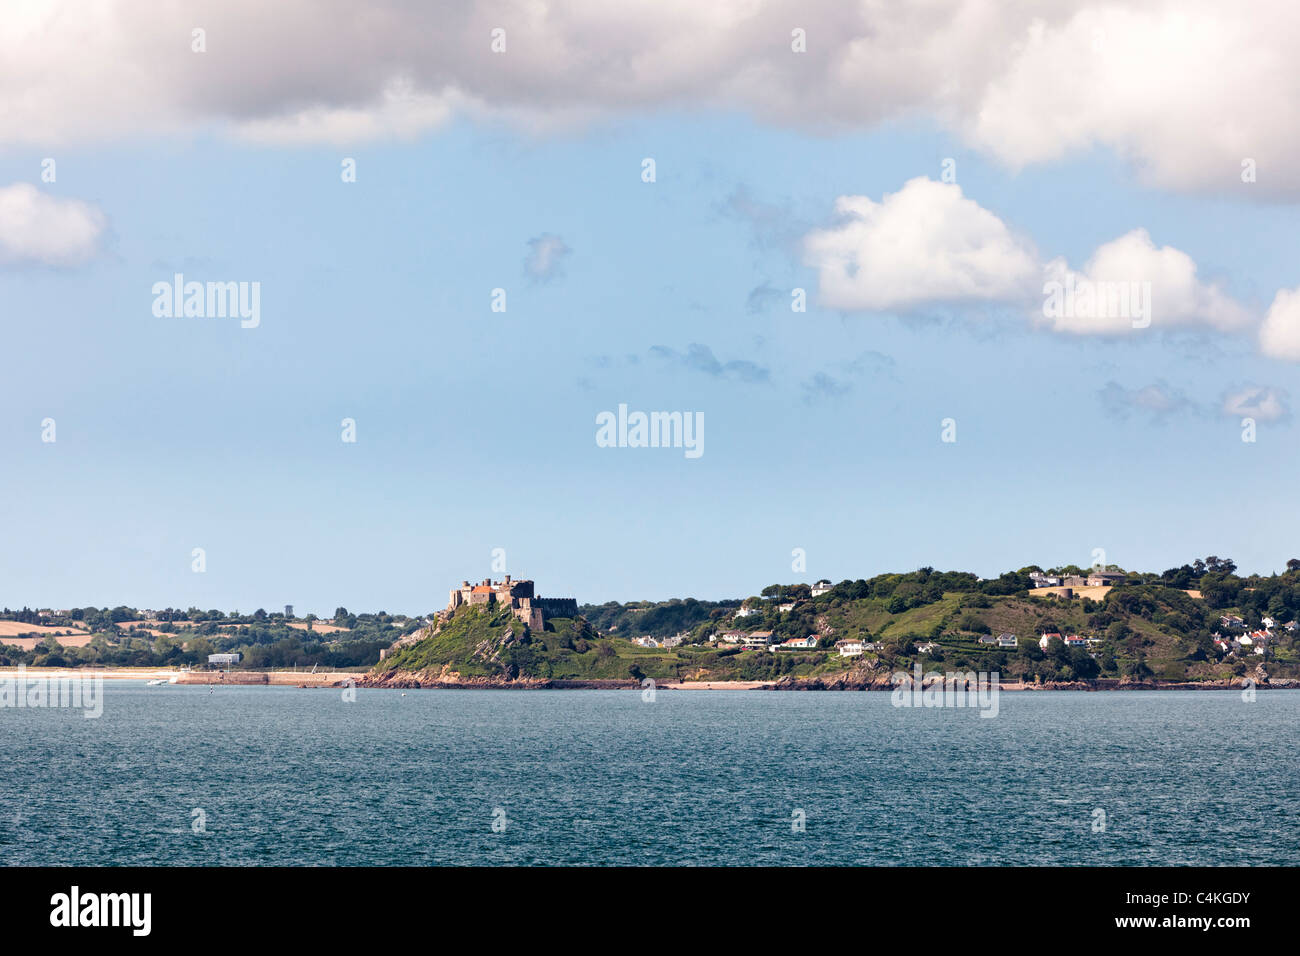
[1039,631,1063,650]
[836,638,865,657]
[997,633,1018,648]
[775,635,818,651]
[810,579,833,597]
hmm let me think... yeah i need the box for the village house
[1261,616,1276,630]
[810,579,833,597]
[777,602,797,613]
[1063,634,1087,648]
[1029,572,1062,588]
[1063,575,1088,588]
[1220,615,1245,630]
[978,634,999,645]
[718,630,746,644]
[1038,631,1063,650]
[774,635,818,651]
[997,633,1018,648]
[836,638,865,657]
[736,605,761,618]
[915,641,939,654]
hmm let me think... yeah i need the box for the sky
[1,1,1299,615]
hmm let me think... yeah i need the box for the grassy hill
[377,562,1300,685]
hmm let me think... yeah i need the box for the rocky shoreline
[353,663,1298,692]
[355,667,640,690]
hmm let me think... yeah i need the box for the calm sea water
[1,683,1296,865]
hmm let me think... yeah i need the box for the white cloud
[0,183,106,267]
[1039,229,1251,335]
[966,4,1298,193]
[1222,385,1290,422]
[802,177,1039,311]
[4,1,1299,193]
[1259,287,1300,361]
[801,181,1249,338]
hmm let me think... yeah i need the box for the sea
[2,683,1296,866]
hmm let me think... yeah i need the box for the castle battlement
[447,576,576,630]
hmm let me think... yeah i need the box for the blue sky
[2,4,1298,614]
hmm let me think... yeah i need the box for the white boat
[146,678,167,686]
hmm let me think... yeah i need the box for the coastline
[3,667,1296,691]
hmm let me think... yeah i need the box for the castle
[447,576,577,630]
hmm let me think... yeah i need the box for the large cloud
[0,183,106,267]
[802,177,1039,310]
[4,1,1299,193]
[801,179,1250,337]
[1039,229,1250,335]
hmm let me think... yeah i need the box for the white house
[207,653,241,666]
[915,641,939,654]
[997,633,1017,648]
[736,606,760,618]
[836,639,865,657]
[1063,634,1087,648]
[775,635,818,651]
[810,580,833,597]
[1039,631,1062,650]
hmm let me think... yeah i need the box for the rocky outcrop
[765,661,896,691]
[355,666,638,690]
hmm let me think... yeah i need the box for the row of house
[1219,615,1297,633]
[1036,631,1103,650]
